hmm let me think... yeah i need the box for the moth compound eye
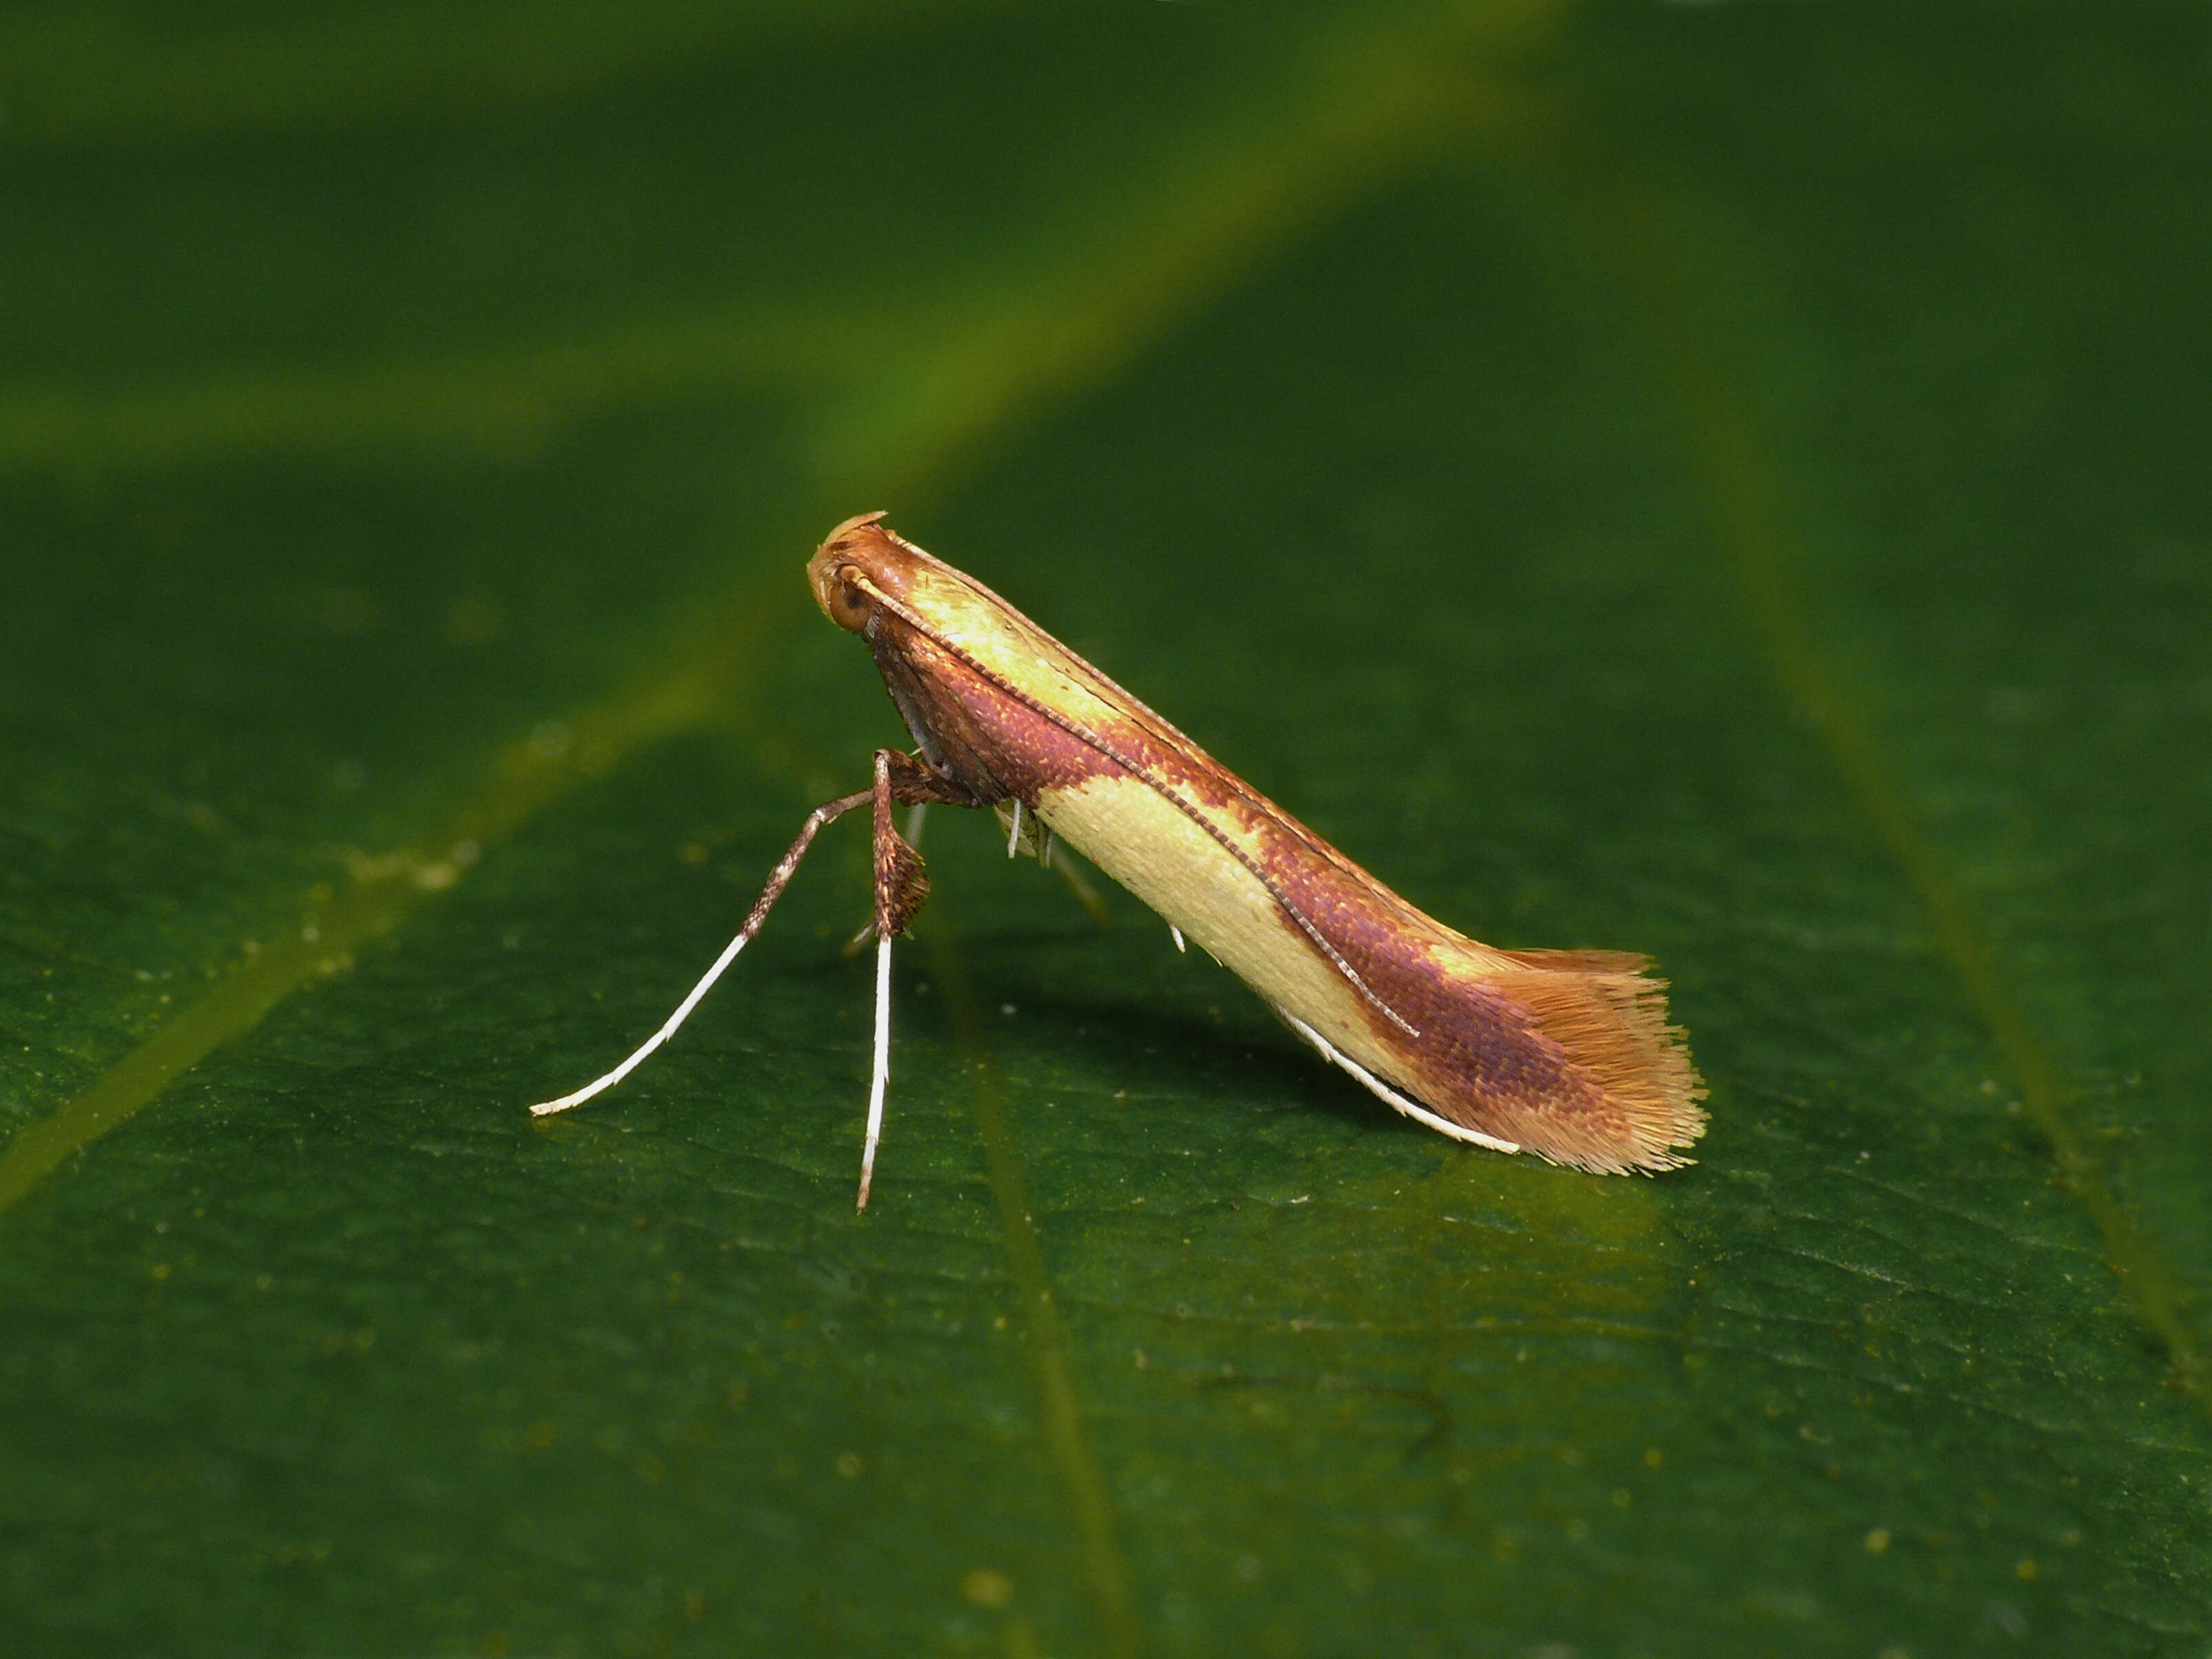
[825,568,874,632]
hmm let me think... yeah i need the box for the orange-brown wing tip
[1485,959,1707,1175]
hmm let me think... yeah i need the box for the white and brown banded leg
[856,749,955,1209]
[856,749,982,1208]
[528,748,972,1212]
[526,785,873,1121]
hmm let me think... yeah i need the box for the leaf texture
[2,3,2208,1653]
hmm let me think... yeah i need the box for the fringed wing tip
[1489,954,1707,1175]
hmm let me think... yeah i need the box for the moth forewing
[1031,770,1354,1034]
[812,513,1705,1177]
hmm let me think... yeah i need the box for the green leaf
[4,3,2209,1653]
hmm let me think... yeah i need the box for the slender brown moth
[531,513,1706,1208]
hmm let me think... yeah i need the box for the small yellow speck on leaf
[961,1568,1013,1609]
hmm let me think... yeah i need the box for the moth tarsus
[526,513,1706,1210]
[524,781,870,1121]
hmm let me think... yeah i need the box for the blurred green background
[4,3,2210,1653]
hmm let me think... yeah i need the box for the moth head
[808,511,914,635]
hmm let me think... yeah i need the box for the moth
[532,513,1706,1208]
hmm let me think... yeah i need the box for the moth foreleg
[527,783,874,1120]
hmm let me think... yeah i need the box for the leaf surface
[3,4,2208,1653]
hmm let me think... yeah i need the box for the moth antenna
[1007,798,1024,858]
[1169,924,1186,953]
[857,933,892,1211]
[528,787,871,1117]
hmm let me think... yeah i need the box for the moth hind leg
[1272,1006,1521,1157]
